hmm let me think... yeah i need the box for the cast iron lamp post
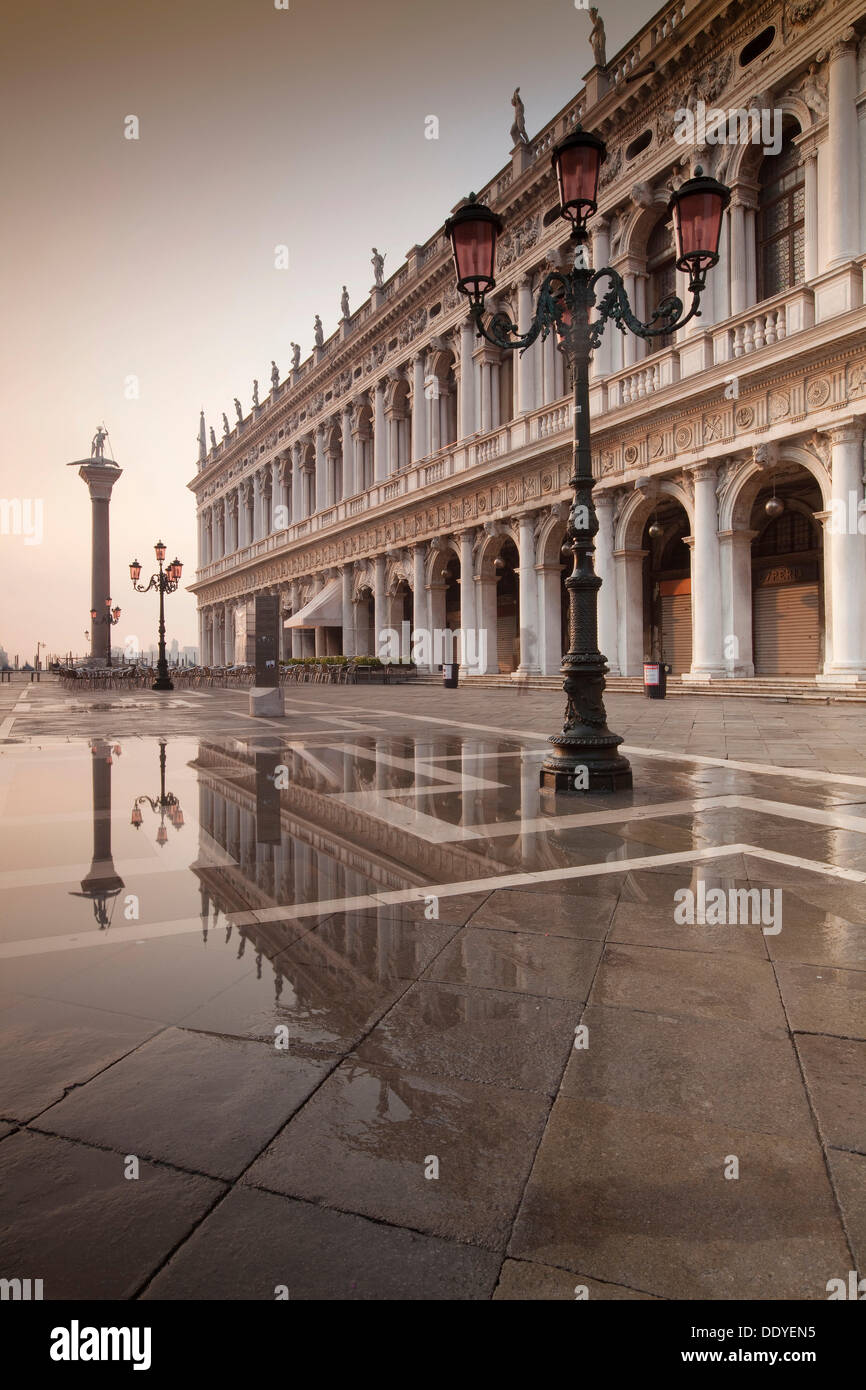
[129,542,183,692]
[130,738,183,846]
[445,133,729,792]
[89,599,121,668]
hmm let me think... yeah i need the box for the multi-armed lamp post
[445,131,729,792]
[89,599,121,668]
[129,542,183,692]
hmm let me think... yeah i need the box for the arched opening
[354,402,374,492]
[646,214,677,350]
[495,538,520,673]
[750,474,823,675]
[428,350,458,452]
[354,586,375,658]
[757,125,804,302]
[642,500,693,672]
[387,379,411,473]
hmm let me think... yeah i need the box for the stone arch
[616,479,694,550]
[475,524,519,580]
[720,446,831,531]
[618,193,672,261]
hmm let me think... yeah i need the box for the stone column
[271,459,281,530]
[314,426,327,512]
[412,544,429,668]
[458,530,477,672]
[820,421,866,680]
[373,554,388,658]
[373,381,388,482]
[516,513,540,674]
[719,528,757,677]
[825,28,860,267]
[76,460,123,665]
[251,472,262,543]
[687,463,725,678]
[615,549,647,677]
[289,581,303,659]
[291,444,304,521]
[458,320,476,439]
[595,491,620,676]
[516,275,537,412]
[341,566,355,658]
[802,150,818,282]
[729,196,748,318]
[411,356,428,462]
[475,571,497,675]
[341,407,355,497]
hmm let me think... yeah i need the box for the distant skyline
[0,0,658,659]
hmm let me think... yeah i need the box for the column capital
[686,461,718,483]
[828,418,865,446]
[818,26,857,63]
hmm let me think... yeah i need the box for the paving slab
[34,1027,328,1180]
[143,1186,500,1300]
[0,1129,223,1300]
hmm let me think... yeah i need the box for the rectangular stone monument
[248,594,284,716]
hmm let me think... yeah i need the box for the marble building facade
[189,0,866,684]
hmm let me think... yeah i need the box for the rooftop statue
[222,413,230,436]
[290,342,301,370]
[209,426,217,449]
[371,247,385,288]
[252,379,259,407]
[589,7,607,69]
[341,285,350,319]
[234,398,243,422]
[510,87,528,146]
[271,360,280,391]
[314,315,324,347]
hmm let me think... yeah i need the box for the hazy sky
[0,0,658,661]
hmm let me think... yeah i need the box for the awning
[284,578,343,629]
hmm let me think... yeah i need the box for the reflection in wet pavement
[1,704,865,1300]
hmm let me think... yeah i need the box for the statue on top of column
[271,360,280,392]
[588,7,607,69]
[313,315,324,347]
[90,425,108,460]
[340,285,350,319]
[252,379,260,408]
[290,341,301,370]
[371,247,386,287]
[510,88,528,146]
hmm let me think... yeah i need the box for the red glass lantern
[552,129,606,235]
[668,168,730,278]
[129,559,141,582]
[445,195,503,306]
[169,558,183,581]
[154,540,167,563]
[156,824,168,847]
[90,608,97,620]
[112,606,121,622]
[131,806,143,828]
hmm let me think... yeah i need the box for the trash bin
[643,661,667,699]
[443,662,459,689]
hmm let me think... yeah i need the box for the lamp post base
[152,676,174,692]
[540,739,633,794]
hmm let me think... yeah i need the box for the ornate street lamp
[129,541,183,691]
[446,144,729,792]
[89,597,122,667]
[130,739,183,846]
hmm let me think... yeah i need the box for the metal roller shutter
[753,582,820,675]
[660,593,693,674]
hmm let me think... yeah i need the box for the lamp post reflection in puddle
[131,739,184,847]
[69,740,125,929]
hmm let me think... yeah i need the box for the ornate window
[646,216,677,350]
[757,135,805,300]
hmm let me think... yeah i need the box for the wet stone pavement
[0,677,864,1300]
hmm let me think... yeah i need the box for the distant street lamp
[89,599,121,667]
[129,541,183,691]
[130,739,183,846]
[446,136,729,791]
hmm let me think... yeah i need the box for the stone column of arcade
[67,430,122,666]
